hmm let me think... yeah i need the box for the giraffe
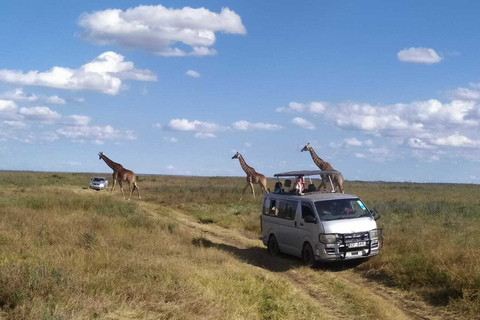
[301,143,345,193]
[232,152,269,199]
[98,152,141,200]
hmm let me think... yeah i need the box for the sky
[1,0,480,183]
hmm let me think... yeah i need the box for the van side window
[301,202,315,219]
[285,201,298,220]
[277,201,288,219]
[269,200,278,216]
[262,198,270,215]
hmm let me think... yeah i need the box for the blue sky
[1,0,480,183]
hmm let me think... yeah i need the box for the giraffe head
[98,152,104,160]
[231,152,240,159]
[301,143,311,152]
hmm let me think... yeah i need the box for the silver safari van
[261,171,382,265]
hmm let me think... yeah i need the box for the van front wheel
[268,235,280,256]
[302,243,315,267]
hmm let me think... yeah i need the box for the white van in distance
[261,171,382,265]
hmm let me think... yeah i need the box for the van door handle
[294,221,297,227]
[300,223,304,226]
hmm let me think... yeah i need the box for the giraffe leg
[118,181,125,199]
[128,182,133,200]
[239,182,250,201]
[250,182,255,199]
[134,182,141,199]
[111,179,117,192]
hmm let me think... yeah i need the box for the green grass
[0,171,479,318]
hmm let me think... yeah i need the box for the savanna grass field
[0,171,479,319]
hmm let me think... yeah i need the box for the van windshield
[92,178,104,182]
[314,199,371,221]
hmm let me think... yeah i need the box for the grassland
[0,171,479,319]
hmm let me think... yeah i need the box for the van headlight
[369,229,379,239]
[319,234,338,244]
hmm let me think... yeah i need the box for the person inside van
[295,176,305,195]
[284,179,292,193]
[274,182,282,194]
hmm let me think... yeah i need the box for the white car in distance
[89,177,109,191]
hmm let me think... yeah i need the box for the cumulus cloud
[276,101,326,114]
[0,88,66,105]
[186,70,201,78]
[195,132,216,139]
[168,119,223,133]
[56,124,137,141]
[432,134,480,148]
[451,83,480,101]
[292,117,315,130]
[0,51,157,95]
[328,99,477,136]
[19,106,61,123]
[397,47,443,64]
[232,120,283,131]
[63,115,91,126]
[78,5,246,57]
[0,100,18,116]
[3,120,26,129]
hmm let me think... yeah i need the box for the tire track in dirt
[140,201,445,320]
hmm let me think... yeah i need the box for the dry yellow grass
[0,171,478,319]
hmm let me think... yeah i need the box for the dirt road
[139,201,455,320]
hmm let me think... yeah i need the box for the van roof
[266,192,359,202]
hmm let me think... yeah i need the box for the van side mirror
[304,215,317,224]
[371,210,381,221]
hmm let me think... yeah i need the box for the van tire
[302,243,315,267]
[268,235,280,256]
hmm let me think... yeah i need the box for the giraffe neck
[100,154,123,172]
[308,147,330,170]
[238,155,254,176]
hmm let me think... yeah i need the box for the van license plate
[346,251,359,257]
[347,242,366,248]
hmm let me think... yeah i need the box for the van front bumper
[314,232,382,261]
[315,247,379,261]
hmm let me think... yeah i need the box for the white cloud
[407,138,436,149]
[0,88,66,105]
[168,119,223,133]
[0,100,18,116]
[0,51,157,95]
[167,165,174,170]
[276,101,326,114]
[292,117,315,130]
[344,138,363,147]
[56,124,137,141]
[328,100,477,136]
[153,123,162,129]
[195,132,216,139]
[78,5,246,57]
[451,83,480,101]
[63,115,91,126]
[232,120,283,131]
[245,142,252,147]
[19,106,61,123]
[397,47,443,64]
[3,120,26,129]
[186,70,201,78]
[432,134,480,148]
[354,153,366,158]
